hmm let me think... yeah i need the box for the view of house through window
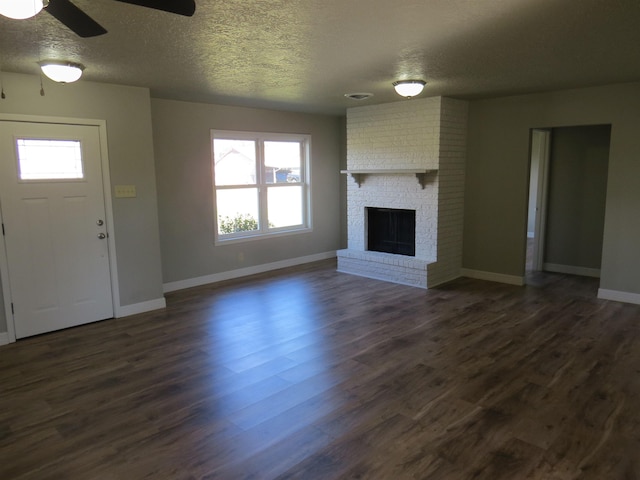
[212,131,310,241]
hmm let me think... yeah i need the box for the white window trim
[211,129,312,245]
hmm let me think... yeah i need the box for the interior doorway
[526,125,611,278]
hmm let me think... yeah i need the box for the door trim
[0,113,120,343]
[531,128,551,271]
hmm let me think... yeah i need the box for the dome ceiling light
[39,60,85,83]
[393,79,426,98]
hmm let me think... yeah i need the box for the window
[16,138,84,180]
[212,130,311,242]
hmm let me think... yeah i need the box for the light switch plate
[115,185,137,198]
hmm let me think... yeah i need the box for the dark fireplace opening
[367,207,415,256]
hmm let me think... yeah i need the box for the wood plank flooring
[2,259,640,479]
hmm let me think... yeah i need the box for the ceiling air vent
[344,93,373,101]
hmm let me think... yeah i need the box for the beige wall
[465,82,640,295]
[0,72,164,335]
[338,116,348,249]
[151,98,343,285]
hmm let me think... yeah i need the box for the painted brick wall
[427,97,468,287]
[346,98,441,170]
[337,96,468,288]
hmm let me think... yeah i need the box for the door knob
[98,233,106,239]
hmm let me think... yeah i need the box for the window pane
[268,185,303,228]
[17,139,84,180]
[213,139,256,186]
[216,188,260,234]
[264,141,301,184]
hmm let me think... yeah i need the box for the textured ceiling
[2,0,640,115]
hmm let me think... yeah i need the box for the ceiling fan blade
[45,0,107,37]
[114,0,196,17]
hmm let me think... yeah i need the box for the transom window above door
[16,138,84,180]
[212,130,312,243]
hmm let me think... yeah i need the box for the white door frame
[0,113,120,343]
[529,128,552,272]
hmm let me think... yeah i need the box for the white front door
[0,121,113,338]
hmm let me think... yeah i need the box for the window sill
[214,226,312,246]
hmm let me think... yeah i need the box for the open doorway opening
[526,125,611,278]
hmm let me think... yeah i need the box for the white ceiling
[2,0,640,115]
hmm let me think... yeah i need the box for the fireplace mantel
[340,169,437,189]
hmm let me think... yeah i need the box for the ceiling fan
[0,0,196,37]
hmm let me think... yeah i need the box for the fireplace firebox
[367,207,415,256]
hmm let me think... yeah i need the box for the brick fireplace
[337,96,468,288]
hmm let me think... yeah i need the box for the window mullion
[256,140,269,232]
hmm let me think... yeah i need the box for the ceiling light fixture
[39,60,85,83]
[393,79,426,98]
[0,0,48,19]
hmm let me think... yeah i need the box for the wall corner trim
[115,297,167,318]
[163,251,337,293]
[460,268,525,286]
[597,288,640,305]
[0,332,9,346]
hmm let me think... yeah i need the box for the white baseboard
[460,268,525,286]
[598,288,640,305]
[163,251,337,293]
[115,297,167,318]
[0,332,9,346]
[543,263,600,278]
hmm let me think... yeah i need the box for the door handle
[98,233,106,239]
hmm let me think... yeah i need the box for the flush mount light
[0,0,48,19]
[393,79,426,98]
[39,60,85,83]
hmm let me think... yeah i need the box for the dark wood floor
[2,259,640,479]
